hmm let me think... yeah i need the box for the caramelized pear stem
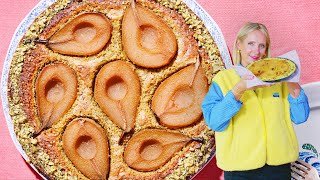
[192,137,204,143]
[131,0,142,27]
[34,39,49,45]
[118,131,133,145]
[118,131,126,145]
[34,36,75,46]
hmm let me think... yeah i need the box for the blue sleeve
[201,82,242,132]
[288,88,310,124]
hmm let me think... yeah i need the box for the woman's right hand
[232,74,271,100]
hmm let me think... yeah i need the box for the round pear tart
[247,57,297,82]
[6,0,226,179]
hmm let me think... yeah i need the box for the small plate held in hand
[247,57,296,82]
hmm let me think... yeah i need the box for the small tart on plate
[247,57,296,82]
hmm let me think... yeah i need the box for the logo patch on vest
[273,92,280,97]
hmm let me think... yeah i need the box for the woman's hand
[232,74,271,100]
[287,82,301,98]
[232,75,253,100]
[291,159,320,180]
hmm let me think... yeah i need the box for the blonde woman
[202,22,310,179]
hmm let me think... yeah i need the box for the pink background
[1,0,319,179]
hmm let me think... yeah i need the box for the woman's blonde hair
[232,22,271,65]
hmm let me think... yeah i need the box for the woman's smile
[250,55,260,60]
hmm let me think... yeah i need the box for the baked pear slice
[151,63,208,129]
[122,3,177,68]
[35,63,77,133]
[124,129,191,171]
[94,60,141,132]
[40,13,112,56]
[63,118,109,180]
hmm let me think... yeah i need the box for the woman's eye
[259,44,266,49]
[248,42,254,45]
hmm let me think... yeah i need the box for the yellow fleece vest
[213,69,298,171]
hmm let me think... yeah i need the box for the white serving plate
[294,82,320,174]
[1,0,231,179]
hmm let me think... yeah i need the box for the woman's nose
[252,45,261,54]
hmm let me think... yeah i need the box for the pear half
[124,129,191,171]
[151,64,208,129]
[48,13,112,56]
[94,60,141,132]
[63,118,109,179]
[35,63,77,133]
[122,4,177,68]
